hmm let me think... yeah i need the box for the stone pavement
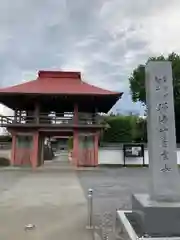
[0,159,92,240]
[77,167,162,239]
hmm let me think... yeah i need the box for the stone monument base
[132,194,180,237]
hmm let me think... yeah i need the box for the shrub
[68,137,73,150]
[0,157,10,166]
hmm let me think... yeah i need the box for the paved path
[0,159,92,240]
[77,167,169,239]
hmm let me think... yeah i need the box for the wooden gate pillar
[73,130,79,166]
[32,132,39,169]
[73,103,79,166]
[94,132,99,166]
[11,133,16,166]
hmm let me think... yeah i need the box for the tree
[129,52,180,142]
[101,115,140,143]
[135,117,147,142]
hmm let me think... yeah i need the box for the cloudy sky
[0,0,180,115]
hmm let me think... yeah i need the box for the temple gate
[0,71,122,168]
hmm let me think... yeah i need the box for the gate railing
[0,112,103,127]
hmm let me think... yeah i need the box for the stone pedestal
[132,194,180,237]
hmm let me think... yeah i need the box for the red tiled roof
[0,71,122,96]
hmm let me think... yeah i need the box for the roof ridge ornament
[38,71,81,79]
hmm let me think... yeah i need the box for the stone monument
[132,61,180,237]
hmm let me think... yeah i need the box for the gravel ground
[1,164,180,240]
[77,167,172,239]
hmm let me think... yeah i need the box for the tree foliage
[129,52,180,105]
[135,117,147,142]
[67,137,73,150]
[129,52,180,142]
[101,115,144,143]
[0,135,12,142]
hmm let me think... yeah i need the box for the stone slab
[116,210,180,240]
[145,61,180,201]
[132,193,180,237]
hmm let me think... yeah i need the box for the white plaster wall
[98,149,124,165]
[0,150,11,159]
[177,151,180,165]
[98,149,180,165]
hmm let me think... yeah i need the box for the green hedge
[67,137,73,150]
[102,115,137,142]
[0,135,12,142]
[101,115,147,143]
[0,157,10,166]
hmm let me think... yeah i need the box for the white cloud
[143,5,180,54]
[0,0,179,115]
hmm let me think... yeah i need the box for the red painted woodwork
[94,132,99,166]
[14,148,32,166]
[77,134,97,167]
[32,132,39,168]
[73,129,79,166]
[12,132,39,168]
[1,70,122,169]
[78,149,95,167]
[11,134,16,165]
[0,71,122,96]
